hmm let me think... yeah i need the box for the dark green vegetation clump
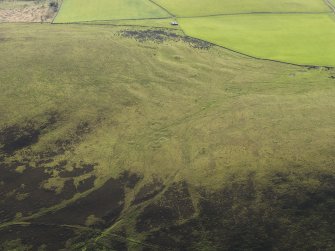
[0,24,334,250]
[119,29,212,49]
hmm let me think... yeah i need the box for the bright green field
[153,0,329,16]
[179,13,335,66]
[54,0,171,23]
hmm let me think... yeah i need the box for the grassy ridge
[0,24,334,249]
[54,0,171,23]
[179,13,335,66]
[153,0,329,16]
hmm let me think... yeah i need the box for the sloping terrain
[0,23,334,250]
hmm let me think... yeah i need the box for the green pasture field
[0,23,334,250]
[54,0,171,23]
[153,0,330,17]
[179,13,335,66]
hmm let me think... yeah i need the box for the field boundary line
[1,18,333,69]
[51,0,63,24]
[187,36,334,68]
[0,21,333,68]
[52,16,172,24]
[177,11,331,19]
[148,0,176,17]
[69,16,171,23]
[52,21,180,30]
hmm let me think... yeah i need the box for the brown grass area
[0,1,58,22]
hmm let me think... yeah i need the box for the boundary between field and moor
[50,0,63,23]
[177,11,331,19]
[180,32,334,69]
[44,0,335,69]
[147,0,176,17]
[53,16,173,24]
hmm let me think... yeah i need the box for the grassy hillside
[0,23,334,250]
[153,0,329,16]
[54,0,171,23]
[179,13,335,66]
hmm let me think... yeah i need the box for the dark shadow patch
[0,124,40,155]
[144,219,201,250]
[119,170,143,189]
[132,178,164,205]
[0,112,59,156]
[136,181,194,232]
[33,172,142,228]
[77,175,96,193]
[0,224,77,251]
[143,171,335,251]
[142,174,275,250]
[0,162,77,223]
[136,204,178,233]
